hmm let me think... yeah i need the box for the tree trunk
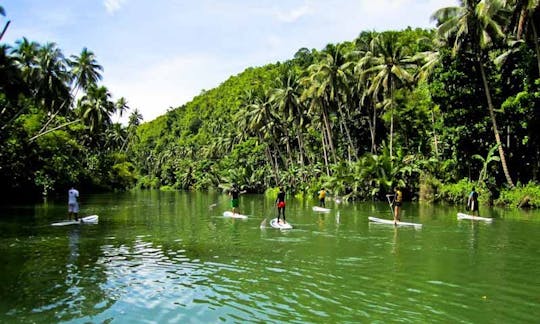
[321,102,337,164]
[370,102,377,153]
[389,78,395,159]
[0,20,10,41]
[337,100,357,161]
[478,60,515,187]
[531,16,540,75]
[321,125,330,176]
[431,109,439,157]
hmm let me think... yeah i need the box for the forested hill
[131,17,540,207]
[2,0,539,207]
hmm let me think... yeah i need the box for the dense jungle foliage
[1,1,540,207]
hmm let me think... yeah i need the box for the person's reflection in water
[66,227,80,286]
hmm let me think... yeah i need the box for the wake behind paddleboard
[457,213,493,222]
[223,211,248,219]
[270,218,293,229]
[51,215,99,226]
[312,206,331,213]
[368,216,422,228]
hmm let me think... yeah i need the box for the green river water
[1,190,539,323]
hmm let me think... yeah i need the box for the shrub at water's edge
[496,182,540,208]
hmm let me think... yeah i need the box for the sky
[1,0,457,123]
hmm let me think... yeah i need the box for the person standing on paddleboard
[229,184,241,216]
[467,187,479,216]
[318,188,326,207]
[393,186,403,223]
[276,187,286,224]
[68,186,80,221]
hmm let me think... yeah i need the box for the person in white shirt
[68,187,80,220]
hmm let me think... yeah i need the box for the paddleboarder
[467,187,479,216]
[318,188,326,207]
[229,183,246,216]
[276,187,286,224]
[68,186,80,221]
[393,186,403,223]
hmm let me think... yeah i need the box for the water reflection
[1,192,540,323]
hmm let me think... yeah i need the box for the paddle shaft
[386,194,395,218]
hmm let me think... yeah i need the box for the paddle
[386,194,396,222]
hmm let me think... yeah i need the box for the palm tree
[13,38,40,90]
[78,85,116,132]
[349,32,379,154]
[432,0,515,187]
[308,44,357,161]
[269,70,310,167]
[302,65,337,170]
[506,0,540,73]
[34,42,71,112]
[69,47,103,96]
[362,32,417,158]
[0,44,28,128]
[238,90,281,184]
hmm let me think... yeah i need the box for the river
[1,190,539,323]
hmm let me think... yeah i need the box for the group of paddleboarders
[228,183,481,226]
[228,186,328,226]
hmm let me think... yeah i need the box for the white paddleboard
[457,213,493,222]
[52,215,99,226]
[270,218,293,229]
[312,206,331,213]
[223,211,248,219]
[368,216,422,228]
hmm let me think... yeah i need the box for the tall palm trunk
[531,16,540,75]
[478,59,515,187]
[431,109,439,157]
[321,102,337,164]
[368,102,377,153]
[261,133,279,184]
[321,126,330,176]
[389,76,395,158]
[336,100,357,161]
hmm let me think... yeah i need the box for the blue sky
[2,0,457,122]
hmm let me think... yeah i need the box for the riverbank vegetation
[0,6,139,200]
[1,1,539,208]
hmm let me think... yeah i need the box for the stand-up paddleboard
[368,216,422,228]
[52,215,99,226]
[270,218,293,229]
[457,213,493,222]
[312,206,331,213]
[223,211,248,219]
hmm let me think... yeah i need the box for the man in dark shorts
[468,187,479,216]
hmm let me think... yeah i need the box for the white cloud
[106,54,242,122]
[273,2,312,23]
[104,0,127,15]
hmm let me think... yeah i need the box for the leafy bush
[419,173,441,203]
[496,182,540,208]
[437,178,490,206]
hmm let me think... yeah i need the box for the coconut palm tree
[69,47,103,95]
[505,0,540,73]
[432,0,515,187]
[269,70,310,167]
[78,84,116,133]
[362,32,417,158]
[308,44,357,161]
